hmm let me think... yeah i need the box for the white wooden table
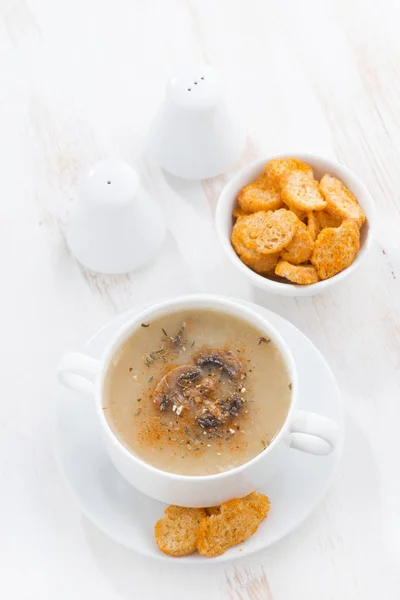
[1,0,399,598]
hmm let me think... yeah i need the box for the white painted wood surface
[1,0,399,598]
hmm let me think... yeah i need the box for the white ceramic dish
[215,154,375,296]
[67,159,166,274]
[57,295,340,507]
[149,65,246,179]
[54,300,343,562]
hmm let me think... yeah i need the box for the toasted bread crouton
[238,173,283,213]
[281,222,314,265]
[275,260,319,284]
[207,493,270,519]
[315,209,343,229]
[232,225,280,274]
[197,494,270,557]
[232,209,299,255]
[242,492,271,519]
[306,211,322,240]
[265,158,313,185]
[311,219,360,280]
[319,174,365,228]
[155,506,207,557]
[281,170,326,212]
[233,205,250,220]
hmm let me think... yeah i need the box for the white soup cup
[57,295,340,507]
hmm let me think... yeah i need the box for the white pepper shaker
[149,65,246,179]
[67,159,166,274]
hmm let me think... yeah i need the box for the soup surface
[104,309,291,476]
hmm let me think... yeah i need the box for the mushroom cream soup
[104,309,291,476]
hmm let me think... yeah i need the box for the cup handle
[57,352,100,395]
[289,410,340,455]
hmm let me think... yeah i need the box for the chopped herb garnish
[258,337,271,345]
[289,383,292,390]
[191,340,196,348]
[144,347,169,367]
[148,376,154,383]
[159,422,168,427]
[162,323,186,352]
[144,354,154,367]
[129,367,133,372]
[137,398,141,402]
[146,426,151,432]
[141,323,150,328]
[135,408,142,417]
[225,433,235,441]
[261,439,267,449]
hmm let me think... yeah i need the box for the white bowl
[215,153,375,296]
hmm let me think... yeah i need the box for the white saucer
[55,301,343,563]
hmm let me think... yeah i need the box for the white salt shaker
[149,65,246,179]
[66,159,166,274]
